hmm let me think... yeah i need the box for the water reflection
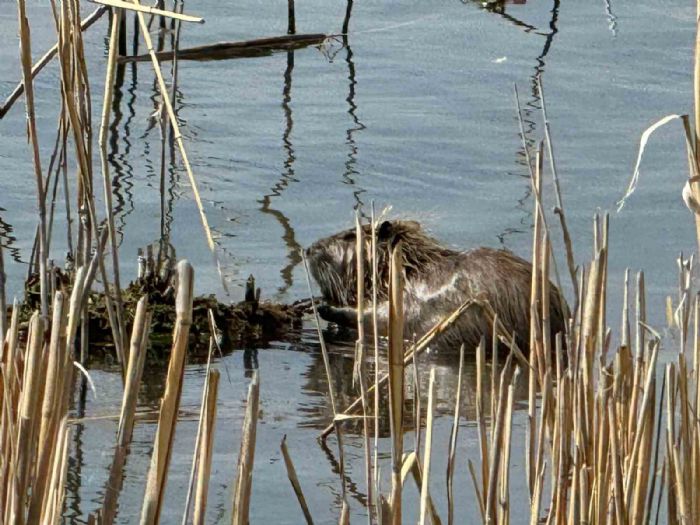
[258,50,303,297]
[0,210,22,263]
[301,338,527,433]
[108,63,137,244]
[465,0,561,244]
[342,38,366,213]
[299,336,528,507]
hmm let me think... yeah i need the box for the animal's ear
[377,221,393,240]
[403,220,421,232]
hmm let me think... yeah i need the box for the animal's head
[305,220,450,305]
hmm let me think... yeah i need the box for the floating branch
[119,34,328,63]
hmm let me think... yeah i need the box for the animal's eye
[343,232,355,241]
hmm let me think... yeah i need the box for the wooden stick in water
[281,435,314,525]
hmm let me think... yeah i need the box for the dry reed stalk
[281,435,314,524]
[0,300,21,505]
[16,0,49,321]
[319,297,480,440]
[140,260,194,525]
[101,296,151,525]
[91,0,203,23]
[419,368,436,525]
[446,344,465,525]
[693,0,700,250]
[387,243,404,524]
[0,6,107,119]
[0,246,5,344]
[484,354,515,524]
[45,416,70,524]
[529,371,551,525]
[193,369,219,525]
[7,313,44,524]
[474,339,489,515]
[302,252,350,509]
[398,452,441,524]
[412,350,422,466]
[26,291,67,524]
[129,0,222,285]
[97,255,124,370]
[98,6,127,373]
[371,205,381,498]
[182,316,219,525]
[353,212,373,524]
[536,75,578,305]
[231,373,260,525]
[302,253,339,414]
[56,0,99,270]
[497,373,517,525]
[527,146,543,502]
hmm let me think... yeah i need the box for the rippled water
[0,0,696,522]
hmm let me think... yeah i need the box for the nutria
[305,220,568,352]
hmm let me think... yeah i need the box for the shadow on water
[258,50,303,298]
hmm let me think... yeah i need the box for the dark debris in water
[21,270,308,362]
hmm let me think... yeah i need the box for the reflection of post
[258,50,302,296]
[108,60,137,241]
[342,35,366,212]
[521,0,559,162]
[474,0,561,243]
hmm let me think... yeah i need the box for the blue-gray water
[0,0,695,522]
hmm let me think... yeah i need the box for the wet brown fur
[306,220,569,352]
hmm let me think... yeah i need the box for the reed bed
[4,0,700,523]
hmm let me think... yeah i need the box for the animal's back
[404,247,567,352]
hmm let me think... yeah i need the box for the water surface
[0,0,696,522]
